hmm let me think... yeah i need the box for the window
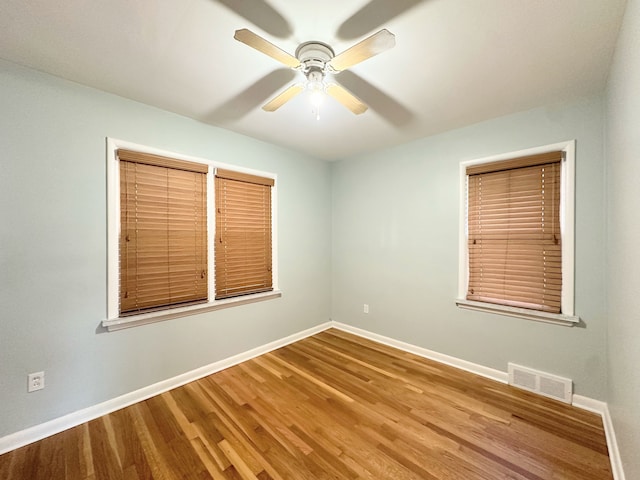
[457,141,578,325]
[215,169,273,299]
[105,139,279,330]
[118,149,209,315]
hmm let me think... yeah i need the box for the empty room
[0,0,638,479]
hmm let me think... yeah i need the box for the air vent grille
[508,363,573,404]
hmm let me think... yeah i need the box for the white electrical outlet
[28,372,45,392]
[363,304,369,314]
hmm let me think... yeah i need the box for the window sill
[102,290,282,332]
[455,299,579,326]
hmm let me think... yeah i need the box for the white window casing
[104,138,280,331]
[456,140,579,326]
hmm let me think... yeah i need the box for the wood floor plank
[0,329,613,479]
[190,435,227,480]
[87,417,122,480]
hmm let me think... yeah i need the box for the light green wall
[0,59,332,437]
[331,96,608,399]
[606,0,640,477]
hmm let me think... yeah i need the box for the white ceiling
[0,0,627,160]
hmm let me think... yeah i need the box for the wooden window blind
[466,151,562,313]
[215,168,273,300]
[118,149,208,315]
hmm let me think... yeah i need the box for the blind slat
[466,296,561,312]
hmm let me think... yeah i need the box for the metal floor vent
[508,363,573,404]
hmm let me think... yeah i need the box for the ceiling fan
[233,28,396,115]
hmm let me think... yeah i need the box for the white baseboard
[0,321,332,455]
[572,394,608,415]
[331,321,624,480]
[330,321,509,384]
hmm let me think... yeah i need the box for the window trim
[456,140,579,326]
[104,138,280,331]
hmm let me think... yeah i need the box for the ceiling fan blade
[234,29,301,69]
[262,84,304,111]
[328,29,395,72]
[326,83,368,115]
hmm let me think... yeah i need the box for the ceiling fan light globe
[310,89,324,109]
[306,69,326,109]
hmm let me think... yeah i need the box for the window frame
[104,138,280,331]
[456,140,579,326]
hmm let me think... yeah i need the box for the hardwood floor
[0,329,612,479]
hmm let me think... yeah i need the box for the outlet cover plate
[28,371,45,392]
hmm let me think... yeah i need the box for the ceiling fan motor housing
[295,41,335,74]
